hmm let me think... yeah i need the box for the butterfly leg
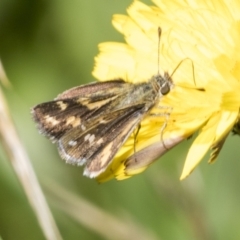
[149,106,173,149]
[133,124,141,162]
[159,110,172,150]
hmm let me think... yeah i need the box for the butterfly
[32,70,175,177]
[31,26,180,178]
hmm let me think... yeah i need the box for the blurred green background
[1,0,240,239]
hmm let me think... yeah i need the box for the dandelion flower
[93,0,240,182]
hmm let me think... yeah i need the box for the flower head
[93,0,240,182]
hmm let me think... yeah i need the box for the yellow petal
[180,112,221,179]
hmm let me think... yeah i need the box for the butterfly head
[155,72,173,95]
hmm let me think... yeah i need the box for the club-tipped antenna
[157,28,198,88]
[157,28,197,87]
[157,27,162,76]
[169,57,197,86]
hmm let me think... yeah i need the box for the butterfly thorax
[112,73,173,113]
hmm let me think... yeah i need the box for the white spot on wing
[84,134,90,141]
[88,134,95,144]
[84,134,95,143]
[68,140,77,147]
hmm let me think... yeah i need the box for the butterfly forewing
[32,80,132,142]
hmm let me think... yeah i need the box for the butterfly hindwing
[124,134,184,173]
[57,104,146,177]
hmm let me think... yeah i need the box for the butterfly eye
[160,82,170,95]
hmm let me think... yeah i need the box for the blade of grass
[46,181,160,240]
[0,60,63,240]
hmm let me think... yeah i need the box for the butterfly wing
[57,104,146,178]
[55,79,125,99]
[123,134,185,176]
[32,80,130,142]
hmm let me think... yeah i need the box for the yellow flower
[92,0,240,182]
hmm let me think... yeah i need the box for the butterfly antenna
[169,57,197,86]
[157,27,162,76]
[157,28,197,87]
